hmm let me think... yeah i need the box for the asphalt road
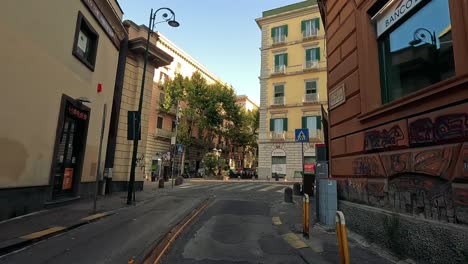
[0,181,301,264]
[161,181,307,264]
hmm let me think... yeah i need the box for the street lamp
[409,28,436,46]
[127,7,180,205]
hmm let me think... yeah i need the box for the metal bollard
[284,187,293,203]
[302,193,309,238]
[336,211,350,264]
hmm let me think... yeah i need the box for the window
[273,84,285,105]
[305,47,320,69]
[270,118,288,131]
[304,80,318,102]
[302,116,321,138]
[159,93,165,105]
[159,72,169,83]
[271,25,288,44]
[171,120,176,132]
[274,53,288,73]
[376,0,454,103]
[301,18,320,38]
[72,12,99,71]
[157,117,163,129]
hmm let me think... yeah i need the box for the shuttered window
[269,118,288,131]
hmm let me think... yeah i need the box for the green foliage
[203,153,218,176]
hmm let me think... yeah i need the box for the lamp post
[408,28,439,83]
[127,8,179,205]
[409,28,436,46]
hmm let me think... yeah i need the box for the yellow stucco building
[256,0,327,180]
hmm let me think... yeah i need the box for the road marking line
[223,183,254,191]
[258,185,279,192]
[282,233,308,249]
[272,216,282,225]
[179,184,195,189]
[208,184,232,190]
[240,184,268,191]
[81,213,108,221]
[20,226,66,240]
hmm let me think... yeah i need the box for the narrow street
[0,180,392,264]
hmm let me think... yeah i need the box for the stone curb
[0,211,114,257]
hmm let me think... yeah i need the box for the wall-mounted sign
[68,105,88,120]
[374,0,426,37]
[81,0,120,48]
[329,83,345,110]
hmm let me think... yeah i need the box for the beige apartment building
[0,0,126,220]
[107,20,221,188]
[256,0,327,180]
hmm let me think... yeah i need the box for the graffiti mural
[388,175,455,223]
[410,114,468,145]
[364,125,404,151]
[352,156,384,177]
[414,148,452,177]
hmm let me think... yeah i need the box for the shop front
[50,95,90,199]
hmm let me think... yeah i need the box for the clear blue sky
[119,0,302,105]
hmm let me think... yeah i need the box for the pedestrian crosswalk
[177,182,293,194]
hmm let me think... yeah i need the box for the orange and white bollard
[336,211,350,264]
[303,193,309,238]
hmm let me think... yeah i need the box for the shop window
[72,12,99,71]
[375,0,454,103]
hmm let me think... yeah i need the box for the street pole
[171,100,180,188]
[301,141,304,187]
[94,103,107,213]
[127,9,154,205]
[126,7,178,205]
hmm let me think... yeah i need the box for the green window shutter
[270,118,274,131]
[316,47,321,61]
[305,49,312,62]
[271,27,276,38]
[301,21,306,32]
[283,25,288,36]
[302,116,307,128]
[274,54,280,66]
[284,53,288,66]
[283,118,288,131]
[316,116,322,129]
[314,18,320,30]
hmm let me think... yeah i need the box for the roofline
[256,4,319,28]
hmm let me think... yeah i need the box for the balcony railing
[272,35,286,45]
[302,28,318,38]
[303,93,318,103]
[304,60,320,70]
[271,96,285,106]
[272,65,286,75]
[155,128,173,139]
[270,131,286,140]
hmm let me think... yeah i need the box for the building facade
[0,0,126,220]
[256,0,327,180]
[318,0,468,261]
[119,25,222,181]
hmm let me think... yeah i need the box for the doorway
[51,96,90,199]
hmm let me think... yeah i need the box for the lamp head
[409,39,422,46]
[168,20,180,27]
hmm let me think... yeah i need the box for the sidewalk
[0,181,165,255]
[189,177,303,184]
[271,194,399,264]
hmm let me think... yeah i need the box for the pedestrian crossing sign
[295,129,309,142]
[176,144,184,153]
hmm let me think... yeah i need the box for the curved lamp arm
[412,28,436,46]
[149,7,179,32]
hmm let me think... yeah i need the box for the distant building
[0,0,126,220]
[236,95,259,112]
[256,0,327,180]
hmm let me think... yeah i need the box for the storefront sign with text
[375,0,426,37]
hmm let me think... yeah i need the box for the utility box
[315,162,328,220]
[318,178,337,226]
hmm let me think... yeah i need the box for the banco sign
[375,0,425,37]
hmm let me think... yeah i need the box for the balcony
[270,131,286,140]
[271,96,285,106]
[302,28,318,39]
[155,128,173,140]
[304,60,320,70]
[303,93,319,103]
[271,65,286,75]
[272,35,286,45]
